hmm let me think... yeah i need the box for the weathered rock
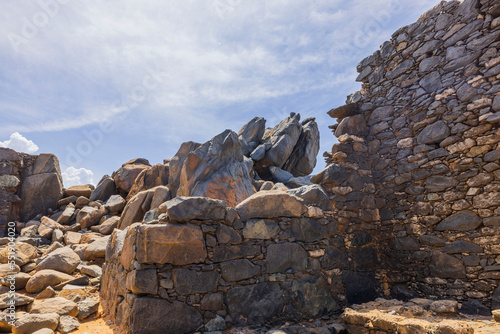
[242,219,280,239]
[25,270,74,294]
[342,271,378,304]
[269,166,293,184]
[0,242,37,266]
[126,269,158,295]
[429,300,458,314]
[79,206,107,229]
[89,175,117,202]
[56,205,75,225]
[56,315,79,333]
[64,185,93,198]
[266,243,307,273]
[238,117,266,156]
[205,315,226,332]
[36,247,80,274]
[221,259,260,282]
[77,299,100,320]
[64,232,81,245]
[113,162,150,196]
[12,313,60,334]
[98,216,120,235]
[290,218,327,242]
[130,298,202,334]
[168,141,201,196]
[289,275,338,318]
[334,114,367,137]
[172,268,219,294]
[236,191,307,219]
[80,264,102,277]
[161,196,226,223]
[460,299,491,316]
[127,163,169,200]
[417,121,450,145]
[435,211,482,231]
[1,272,31,290]
[286,184,331,211]
[39,217,63,239]
[425,176,458,192]
[177,130,255,207]
[473,192,500,209]
[216,224,241,244]
[136,224,206,265]
[282,117,320,176]
[429,251,466,279]
[0,292,33,308]
[30,297,78,317]
[104,195,126,214]
[443,240,482,254]
[83,236,110,260]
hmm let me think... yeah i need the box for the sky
[0,0,440,187]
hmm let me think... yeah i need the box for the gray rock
[216,224,241,244]
[290,218,327,242]
[425,175,458,192]
[266,243,307,273]
[242,220,280,239]
[76,299,100,320]
[269,166,293,183]
[435,211,482,231]
[327,103,359,119]
[162,196,226,223]
[443,240,482,253]
[282,117,320,176]
[368,106,394,125]
[13,313,60,334]
[80,264,102,278]
[238,117,266,156]
[36,247,81,274]
[493,95,500,112]
[104,195,126,214]
[89,175,117,202]
[460,300,491,316]
[205,315,226,332]
[221,259,260,282]
[419,71,442,93]
[417,121,450,145]
[429,251,466,279]
[171,268,218,294]
[176,130,255,207]
[286,184,331,211]
[57,315,79,333]
[126,269,158,295]
[289,275,338,318]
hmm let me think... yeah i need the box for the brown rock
[114,163,150,195]
[64,185,93,198]
[12,313,60,334]
[30,297,78,317]
[25,270,74,294]
[0,242,38,266]
[236,191,307,219]
[127,163,169,200]
[35,247,80,274]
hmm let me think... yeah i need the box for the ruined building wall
[326,0,500,307]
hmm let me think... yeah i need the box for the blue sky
[0,0,440,187]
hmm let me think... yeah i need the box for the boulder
[113,162,150,196]
[98,216,120,235]
[168,141,201,196]
[435,211,482,231]
[269,166,293,184]
[136,224,206,265]
[104,195,126,214]
[19,154,63,221]
[130,298,202,334]
[39,217,63,239]
[286,184,331,211]
[79,206,107,229]
[0,292,33,308]
[236,191,307,219]
[238,117,266,155]
[118,189,153,229]
[76,299,100,320]
[56,205,75,225]
[334,114,366,137]
[25,270,74,294]
[63,185,93,198]
[160,197,226,223]
[12,313,60,334]
[64,232,81,245]
[149,186,172,209]
[56,315,79,333]
[1,272,31,290]
[35,247,80,274]
[176,130,255,207]
[83,236,110,260]
[417,121,450,144]
[80,264,102,278]
[0,263,20,278]
[127,163,169,200]
[0,242,38,266]
[429,251,466,279]
[30,297,78,317]
[89,175,117,202]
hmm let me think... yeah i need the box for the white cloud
[62,166,94,188]
[0,132,39,153]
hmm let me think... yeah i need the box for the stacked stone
[101,194,379,333]
[326,0,500,310]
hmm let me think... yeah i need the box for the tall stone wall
[326,0,500,307]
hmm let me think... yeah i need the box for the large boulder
[63,185,93,198]
[127,163,169,200]
[238,117,266,156]
[160,197,226,223]
[19,154,63,221]
[236,191,307,219]
[282,117,320,176]
[113,159,151,196]
[12,313,60,334]
[83,236,110,260]
[89,175,117,202]
[176,130,255,207]
[30,297,78,317]
[168,141,201,196]
[35,247,80,274]
[430,251,466,279]
[285,184,331,211]
[0,242,38,266]
[25,270,74,294]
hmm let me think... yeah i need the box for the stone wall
[0,148,63,236]
[101,194,382,333]
[325,0,500,308]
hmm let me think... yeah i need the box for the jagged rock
[236,191,307,219]
[118,190,152,229]
[176,130,255,207]
[168,141,201,196]
[89,175,117,202]
[238,117,266,156]
[286,184,331,211]
[30,297,78,317]
[63,185,93,198]
[435,211,482,231]
[127,163,169,200]
[253,113,302,177]
[56,315,80,333]
[76,299,100,320]
[136,224,206,265]
[36,247,80,274]
[36,286,57,299]
[56,205,75,225]
[25,270,74,294]
[12,313,60,334]
[0,292,33,308]
[130,298,202,334]
[39,217,63,239]
[161,197,226,223]
[104,195,126,214]
[0,242,37,266]
[282,117,320,176]
[269,166,293,183]
[113,161,150,196]
[98,216,120,235]
[19,154,63,222]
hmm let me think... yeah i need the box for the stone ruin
[1,0,500,333]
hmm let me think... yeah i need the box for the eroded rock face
[176,130,255,207]
[113,160,151,196]
[126,163,169,200]
[238,117,266,156]
[282,117,320,177]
